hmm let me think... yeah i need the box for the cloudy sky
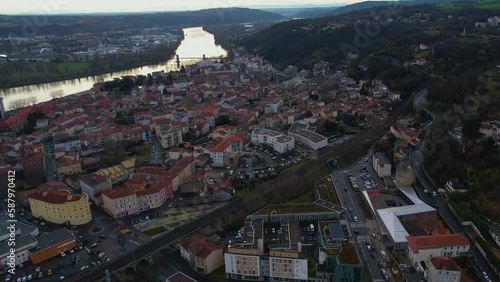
[2,0,354,14]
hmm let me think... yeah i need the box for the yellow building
[56,158,82,177]
[29,190,92,225]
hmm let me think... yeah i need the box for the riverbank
[0,44,180,90]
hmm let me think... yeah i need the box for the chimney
[42,191,48,197]
[67,195,73,201]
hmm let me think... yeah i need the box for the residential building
[427,257,462,282]
[102,188,139,218]
[53,136,81,151]
[407,234,470,265]
[180,236,224,275]
[372,152,391,178]
[56,157,82,177]
[444,178,466,194]
[79,173,112,203]
[36,119,48,128]
[479,120,500,137]
[264,98,283,114]
[156,123,183,149]
[29,190,92,225]
[209,134,244,168]
[288,123,327,151]
[251,128,295,154]
[29,228,77,265]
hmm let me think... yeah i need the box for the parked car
[60,252,66,257]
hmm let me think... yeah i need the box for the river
[0,26,227,111]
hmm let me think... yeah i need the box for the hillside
[239,4,499,71]
[0,8,284,36]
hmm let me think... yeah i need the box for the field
[143,226,167,236]
[476,0,500,9]
[423,28,441,36]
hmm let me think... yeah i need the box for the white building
[372,152,392,178]
[427,256,462,282]
[251,128,294,154]
[0,212,39,267]
[53,136,81,152]
[479,120,500,137]
[407,234,470,265]
[264,98,283,114]
[287,123,327,151]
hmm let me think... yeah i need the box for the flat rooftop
[252,128,281,137]
[34,228,75,251]
[288,123,327,143]
[275,135,294,143]
[255,203,336,216]
[1,234,37,255]
[315,199,345,213]
[324,243,360,265]
[269,221,301,252]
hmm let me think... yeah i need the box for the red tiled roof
[210,135,242,153]
[195,244,221,259]
[29,190,83,204]
[102,188,136,200]
[430,256,460,271]
[407,234,470,253]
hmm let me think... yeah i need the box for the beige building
[155,123,183,149]
[427,256,462,282]
[56,157,82,177]
[180,236,224,275]
[102,188,139,218]
[29,190,92,225]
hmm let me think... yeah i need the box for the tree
[462,118,481,139]
[303,111,313,118]
[216,115,232,126]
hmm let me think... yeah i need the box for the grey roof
[288,123,327,143]
[274,135,294,143]
[490,224,500,236]
[374,152,391,166]
[252,128,281,137]
[34,228,75,251]
[0,212,38,239]
[0,234,37,256]
[54,136,80,144]
[79,174,108,187]
[327,223,346,241]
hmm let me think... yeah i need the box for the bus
[310,224,315,232]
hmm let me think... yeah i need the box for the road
[411,90,499,282]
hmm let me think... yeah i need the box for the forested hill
[239,4,499,71]
[0,8,284,36]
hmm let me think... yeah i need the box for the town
[0,2,499,282]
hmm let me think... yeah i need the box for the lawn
[143,226,167,236]
[209,266,226,279]
[424,28,441,36]
[233,188,249,199]
[476,0,500,9]
[287,190,316,203]
[170,212,183,216]
[166,222,181,229]
[100,143,151,163]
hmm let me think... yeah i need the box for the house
[444,178,466,195]
[372,152,391,178]
[209,134,244,168]
[36,119,48,129]
[54,136,81,152]
[79,174,112,203]
[479,120,500,137]
[56,158,82,177]
[489,224,500,247]
[407,234,470,265]
[427,257,464,282]
[180,236,224,275]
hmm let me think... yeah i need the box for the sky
[1,0,353,14]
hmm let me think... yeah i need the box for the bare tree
[50,90,64,99]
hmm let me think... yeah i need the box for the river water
[0,26,227,111]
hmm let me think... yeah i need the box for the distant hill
[0,8,284,36]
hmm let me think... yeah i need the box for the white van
[380,250,387,260]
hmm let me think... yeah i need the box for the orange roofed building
[407,233,470,264]
[209,133,245,168]
[180,236,224,275]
